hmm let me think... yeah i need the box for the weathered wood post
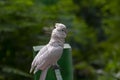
[33,43,73,80]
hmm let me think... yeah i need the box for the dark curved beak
[65,29,67,34]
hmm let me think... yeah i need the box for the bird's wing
[33,46,63,73]
[30,45,48,73]
[37,46,63,70]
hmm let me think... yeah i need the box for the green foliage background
[0,0,120,80]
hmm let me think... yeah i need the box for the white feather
[30,23,67,80]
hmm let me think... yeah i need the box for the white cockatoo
[30,23,67,80]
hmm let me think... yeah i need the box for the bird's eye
[62,29,64,31]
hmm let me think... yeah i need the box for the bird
[30,23,67,80]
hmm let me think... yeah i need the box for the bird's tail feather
[39,67,49,80]
[30,67,33,73]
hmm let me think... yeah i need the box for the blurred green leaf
[1,66,32,78]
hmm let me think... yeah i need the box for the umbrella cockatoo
[30,23,67,80]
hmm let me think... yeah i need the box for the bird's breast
[47,45,63,61]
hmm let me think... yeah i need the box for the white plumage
[30,23,67,80]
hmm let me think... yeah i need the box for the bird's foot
[52,65,60,70]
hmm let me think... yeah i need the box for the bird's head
[52,23,67,39]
